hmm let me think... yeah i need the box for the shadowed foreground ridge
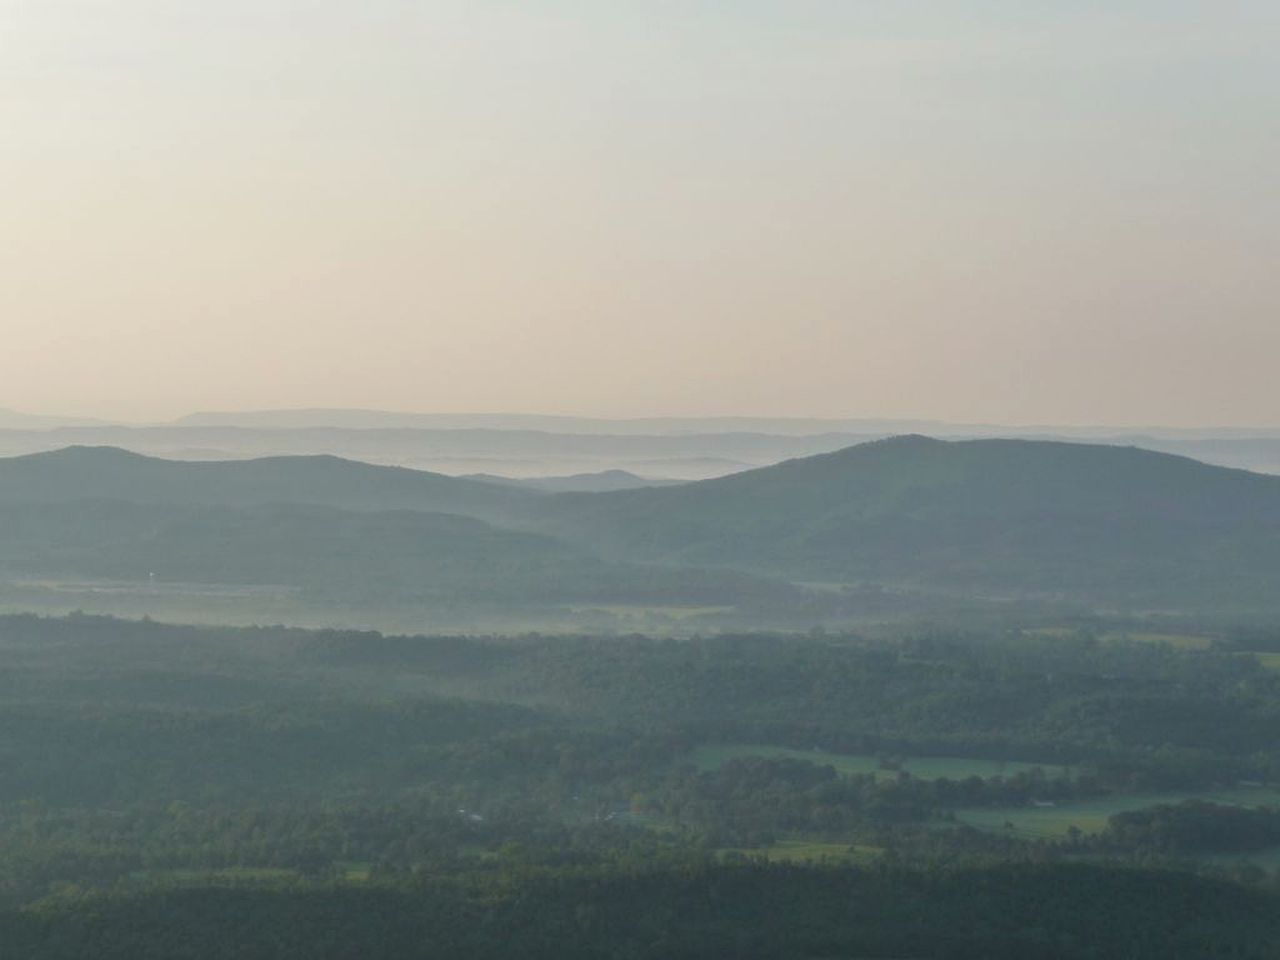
[5,612,1280,959]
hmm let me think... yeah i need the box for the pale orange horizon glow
[3,2,1278,427]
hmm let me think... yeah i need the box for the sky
[2,1,1278,426]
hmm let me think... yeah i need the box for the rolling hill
[0,446,530,520]
[0,500,793,609]
[536,436,1280,607]
[8,437,1280,615]
[0,447,797,616]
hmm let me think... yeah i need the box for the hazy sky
[3,1,1278,425]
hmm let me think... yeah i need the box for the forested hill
[0,446,531,520]
[10,437,1280,613]
[537,435,1280,605]
[0,500,794,610]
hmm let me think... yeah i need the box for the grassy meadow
[691,744,1070,781]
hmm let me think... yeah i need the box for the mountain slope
[0,447,531,520]
[0,447,798,616]
[0,500,792,608]
[537,436,1280,605]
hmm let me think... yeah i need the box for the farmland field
[1101,631,1216,650]
[691,744,1070,781]
[134,862,374,884]
[1254,652,1280,672]
[1026,627,1217,650]
[956,785,1280,839]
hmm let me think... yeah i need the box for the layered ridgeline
[5,438,1280,616]
[465,469,684,493]
[538,436,1280,608]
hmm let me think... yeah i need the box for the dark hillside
[538,436,1280,605]
[0,500,790,608]
[0,447,530,520]
[5,864,1276,960]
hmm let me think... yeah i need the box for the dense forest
[8,863,1277,959]
[3,614,1280,956]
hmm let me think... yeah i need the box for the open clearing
[135,862,373,884]
[1026,627,1216,650]
[956,785,1280,839]
[691,744,1069,781]
[1254,652,1280,672]
[1101,631,1216,650]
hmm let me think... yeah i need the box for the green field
[691,744,1069,781]
[1026,627,1216,650]
[135,861,374,884]
[956,785,1280,840]
[133,866,298,883]
[1254,652,1280,672]
[1102,631,1216,650]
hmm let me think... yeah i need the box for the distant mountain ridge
[0,408,108,430]
[6,410,1280,478]
[173,408,961,436]
[0,427,868,481]
[465,469,685,493]
[173,408,1280,439]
